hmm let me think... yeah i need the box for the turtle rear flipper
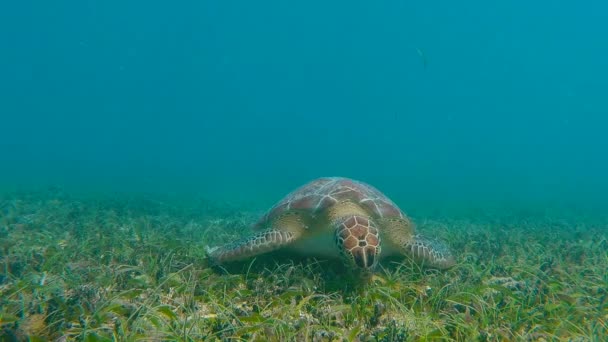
[404,234,456,269]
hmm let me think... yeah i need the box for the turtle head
[334,215,381,273]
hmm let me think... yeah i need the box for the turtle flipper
[403,234,456,269]
[205,211,307,265]
[205,228,299,265]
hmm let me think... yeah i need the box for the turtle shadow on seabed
[203,249,443,294]
[204,251,367,292]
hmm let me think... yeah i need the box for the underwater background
[1,1,608,341]
[2,0,607,212]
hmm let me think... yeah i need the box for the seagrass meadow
[3,0,608,340]
[0,189,606,341]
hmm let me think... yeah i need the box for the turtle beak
[350,245,378,270]
[336,240,380,272]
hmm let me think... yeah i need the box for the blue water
[1,1,607,212]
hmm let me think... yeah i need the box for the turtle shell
[253,177,406,230]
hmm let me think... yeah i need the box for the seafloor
[0,189,606,341]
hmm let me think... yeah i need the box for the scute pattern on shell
[254,177,404,229]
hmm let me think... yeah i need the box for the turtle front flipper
[403,234,456,269]
[205,211,307,265]
[205,228,299,265]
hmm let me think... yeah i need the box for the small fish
[416,47,428,69]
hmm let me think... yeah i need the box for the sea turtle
[205,177,455,275]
